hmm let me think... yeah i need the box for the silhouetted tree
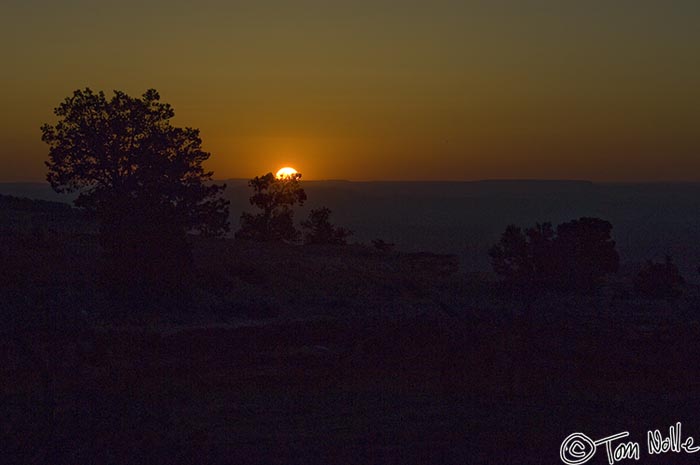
[634,256,685,299]
[554,217,619,291]
[489,222,557,284]
[42,88,229,306]
[236,172,307,242]
[490,217,619,292]
[301,207,353,245]
[489,225,533,283]
[525,222,556,281]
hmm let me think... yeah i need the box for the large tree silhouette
[236,172,307,242]
[42,88,229,305]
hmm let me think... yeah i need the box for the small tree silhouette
[634,256,685,299]
[301,207,352,245]
[236,172,307,242]
[526,222,556,281]
[489,225,534,283]
[490,217,619,292]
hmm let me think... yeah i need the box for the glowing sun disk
[276,167,298,179]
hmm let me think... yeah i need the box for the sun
[276,167,298,179]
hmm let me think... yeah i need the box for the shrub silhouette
[634,256,685,299]
[42,88,229,306]
[236,172,307,242]
[301,207,353,245]
[372,239,395,252]
[490,217,619,292]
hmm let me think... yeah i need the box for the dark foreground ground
[2,198,700,464]
[4,303,700,465]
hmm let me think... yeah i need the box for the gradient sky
[2,0,699,181]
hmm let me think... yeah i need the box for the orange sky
[1,1,699,181]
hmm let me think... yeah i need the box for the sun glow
[276,167,298,179]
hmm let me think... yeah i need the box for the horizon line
[6,177,700,185]
[5,178,700,185]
